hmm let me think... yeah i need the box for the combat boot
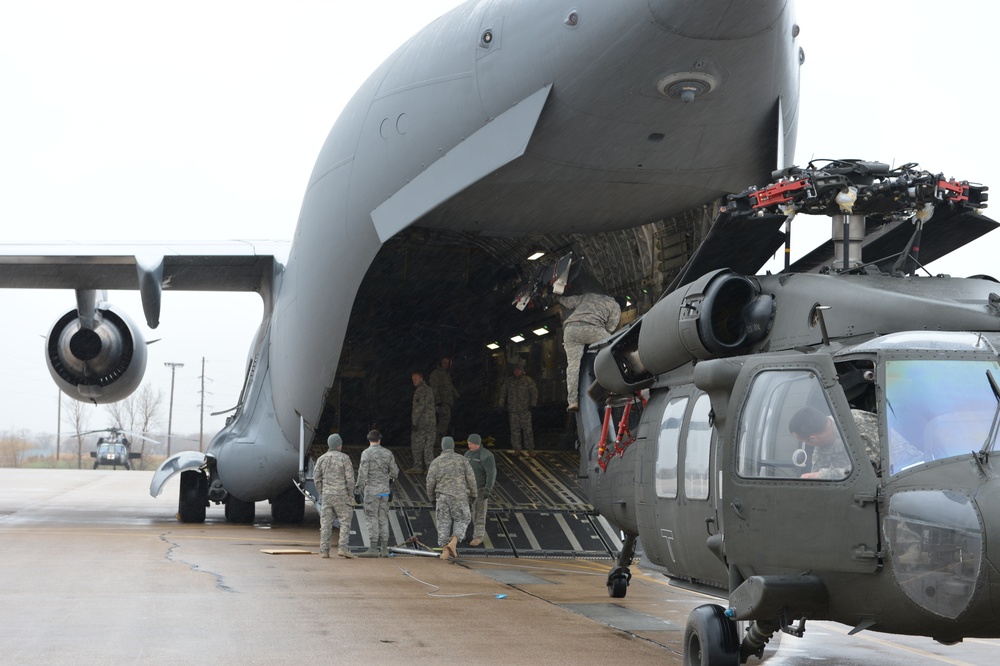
[320,550,330,558]
[358,548,379,558]
[469,537,482,547]
[337,549,354,559]
[445,535,459,560]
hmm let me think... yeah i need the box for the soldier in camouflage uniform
[429,357,459,440]
[408,371,437,473]
[789,406,854,480]
[559,292,621,411]
[313,433,355,559]
[426,436,477,560]
[356,430,399,557]
[464,433,496,546]
[498,365,538,456]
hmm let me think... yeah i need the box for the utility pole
[164,362,185,457]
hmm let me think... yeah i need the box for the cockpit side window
[736,369,853,481]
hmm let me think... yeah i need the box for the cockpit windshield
[885,358,1000,471]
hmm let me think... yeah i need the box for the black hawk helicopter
[525,160,1000,664]
[87,428,158,470]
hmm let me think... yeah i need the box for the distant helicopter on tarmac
[87,428,159,470]
[524,159,1000,664]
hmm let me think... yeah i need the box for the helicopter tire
[270,485,305,524]
[607,571,629,598]
[178,470,208,523]
[225,495,256,524]
[684,604,739,666]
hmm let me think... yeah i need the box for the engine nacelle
[594,270,774,395]
[45,304,147,404]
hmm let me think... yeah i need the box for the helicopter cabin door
[721,352,880,575]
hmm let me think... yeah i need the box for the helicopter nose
[647,0,788,40]
[883,489,983,620]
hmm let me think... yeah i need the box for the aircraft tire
[178,470,208,523]
[683,604,739,666]
[607,573,629,598]
[270,486,305,524]
[225,495,256,524]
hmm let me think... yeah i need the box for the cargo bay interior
[313,205,717,453]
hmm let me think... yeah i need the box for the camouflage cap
[327,433,343,448]
[441,436,455,451]
[467,433,482,446]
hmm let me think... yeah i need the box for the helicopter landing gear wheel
[607,567,631,598]
[684,604,739,666]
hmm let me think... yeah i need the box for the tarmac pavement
[0,468,689,665]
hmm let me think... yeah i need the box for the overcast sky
[1,1,997,440]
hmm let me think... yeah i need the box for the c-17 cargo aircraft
[0,0,801,523]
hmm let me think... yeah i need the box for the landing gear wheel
[225,495,256,524]
[608,573,629,599]
[270,485,305,524]
[178,470,208,523]
[684,604,739,666]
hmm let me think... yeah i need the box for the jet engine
[594,269,774,395]
[45,304,147,404]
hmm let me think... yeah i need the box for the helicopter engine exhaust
[45,303,147,404]
[594,269,775,395]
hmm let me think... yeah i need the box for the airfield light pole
[164,362,185,457]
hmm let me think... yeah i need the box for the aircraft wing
[0,240,287,327]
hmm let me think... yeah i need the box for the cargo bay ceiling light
[510,335,525,343]
[486,342,500,350]
[527,252,545,261]
[532,327,549,336]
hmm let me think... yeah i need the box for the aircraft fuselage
[208,0,801,501]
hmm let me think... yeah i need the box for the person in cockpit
[789,406,853,480]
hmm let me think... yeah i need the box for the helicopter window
[737,369,853,481]
[684,394,712,500]
[885,489,982,619]
[885,359,1000,468]
[655,396,687,499]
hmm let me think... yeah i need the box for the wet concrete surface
[0,469,689,665]
[4,468,999,665]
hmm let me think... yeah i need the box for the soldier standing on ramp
[426,436,477,560]
[464,433,496,547]
[498,364,539,456]
[407,371,437,473]
[356,430,399,558]
[429,356,459,439]
[313,433,356,559]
